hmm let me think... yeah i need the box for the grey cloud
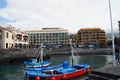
[0,0,120,33]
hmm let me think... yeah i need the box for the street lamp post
[108,0,116,66]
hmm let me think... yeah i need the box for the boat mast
[70,39,74,66]
[108,0,116,66]
[40,43,43,63]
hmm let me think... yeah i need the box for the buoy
[86,68,91,73]
[51,77,56,80]
[36,76,40,80]
[63,74,67,79]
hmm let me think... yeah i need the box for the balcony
[23,36,28,41]
[16,34,22,39]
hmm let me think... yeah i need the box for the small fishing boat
[25,62,91,80]
[24,41,91,80]
[24,43,50,68]
[24,59,50,68]
[24,63,63,73]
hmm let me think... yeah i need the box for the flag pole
[108,0,116,66]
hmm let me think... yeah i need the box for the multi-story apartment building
[77,28,106,47]
[25,28,69,48]
[0,25,29,49]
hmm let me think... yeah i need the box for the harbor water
[0,55,113,80]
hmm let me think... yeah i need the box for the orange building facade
[77,28,106,47]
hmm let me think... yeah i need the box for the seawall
[0,48,112,63]
[48,48,112,55]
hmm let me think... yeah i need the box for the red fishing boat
[24,40,91,80]
[25,62,91,80]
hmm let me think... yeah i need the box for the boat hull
[26,67,91,80]
[24,61,50,68]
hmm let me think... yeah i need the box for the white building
[0,26,14,48]
[7,27,29,49]
[0,25,29,49]
[25,28,69,48]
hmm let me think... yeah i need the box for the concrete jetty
[95,63,120,76]
[87,63,120,80]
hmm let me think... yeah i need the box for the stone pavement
[95,63,120,76]
[90,63,120,80]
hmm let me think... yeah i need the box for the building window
[6,32,9,38]
[15,43,18,48]
[12,44,13,48]
[19,43,22,48]
[6,43,8,48]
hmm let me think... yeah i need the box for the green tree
[114,37,120,46]
[107,40,112,46]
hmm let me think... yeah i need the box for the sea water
[0,55,113,80]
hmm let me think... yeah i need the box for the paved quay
[95,63,120,76]
[87,63,120,80]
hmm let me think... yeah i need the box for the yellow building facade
[77,28,106,47]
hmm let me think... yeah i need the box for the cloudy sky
[0,0,120,33]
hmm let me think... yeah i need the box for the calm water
[0,55,113,80]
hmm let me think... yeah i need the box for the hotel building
[25,28,69,48]
[77,28,106,47]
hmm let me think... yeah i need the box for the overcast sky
[0,0,120,33]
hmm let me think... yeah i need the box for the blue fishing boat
[24,41,91,80]
[24,43,50,68]
[25,62,91,80]
[24,59,50,68]
[24,63,63,72]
